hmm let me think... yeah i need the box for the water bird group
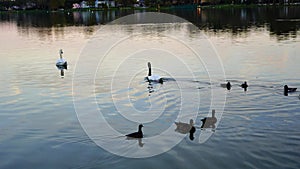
[221,81,248,91]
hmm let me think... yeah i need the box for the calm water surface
[0,7,300,169]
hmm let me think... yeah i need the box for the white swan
[56,49,67,67]
[147,62,163,83]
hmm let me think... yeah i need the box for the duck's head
[59,49,63,55]
[212,109,216,117]
[189,119,194,125]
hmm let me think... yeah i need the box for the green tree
[48,0,66,9]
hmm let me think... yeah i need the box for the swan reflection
[56,64,67,78]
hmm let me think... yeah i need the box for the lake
[0,6,300,168]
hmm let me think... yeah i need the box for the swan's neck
[148,62,152,76]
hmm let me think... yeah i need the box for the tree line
[0,0,299,10]
[0,0,95,10]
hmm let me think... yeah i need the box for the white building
[95,0,116,8]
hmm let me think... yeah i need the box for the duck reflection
[201,109,217,130]
[175,119,196,141]
[126,137,145,147]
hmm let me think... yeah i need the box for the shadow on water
[0,7,299,40]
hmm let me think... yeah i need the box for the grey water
[0,7,300,168]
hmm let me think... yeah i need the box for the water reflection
[0,7,299,40]
[126,137,145,147]
[56,64,67,78]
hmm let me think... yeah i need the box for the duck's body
[147,62,163,84]
[201,110,217,129]
[241,81,248,91]
[221,82,231,90]
[175,119,194,134]
[126,124,143,138]
[284,85,297,96]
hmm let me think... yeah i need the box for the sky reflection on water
[0,8,300,169]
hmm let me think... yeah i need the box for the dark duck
[241,81,248,91]
[221,82,231,90]
[284,85,297,96]
[126,124,144,138]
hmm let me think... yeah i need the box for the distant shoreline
[0,3,299,13]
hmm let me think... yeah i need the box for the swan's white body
[147,74,161,81]
[56,58,67,66]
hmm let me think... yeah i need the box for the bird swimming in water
[221,82,231,90]
[284,85,297,96]
[241,81,248,91]
[201,109,217,129]
[126,124,144,138]
[147,62,163,84]
[56,49,67,67]
[226,82,231,90]
[175,119,194,134]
